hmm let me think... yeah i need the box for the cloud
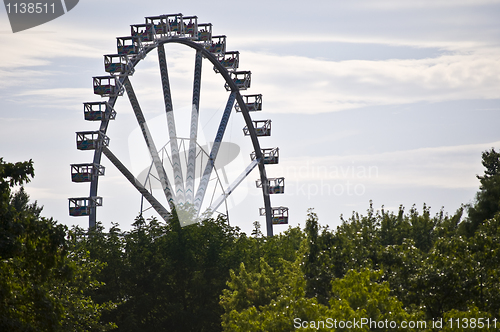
[12,88,92,108]
[274,141,498,190]
[241,49,500,114]
[2,2,498,117]
[0,23,113,69]
[235,34,489,52]
[348,0,500,10]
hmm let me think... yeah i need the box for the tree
[0,158,34,260]
[443,306,497,332]
[78,211,257,332]
[466,213,500,315]
[465,148,500,234]
[0,158,114,331]
[221,246,426,331]
[303,208,334,305]
[220,243,329,332]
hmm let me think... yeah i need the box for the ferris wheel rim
[84,32,273,234]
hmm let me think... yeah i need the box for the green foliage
[221,242,327,331]
[0,158,113,331]
[443,306,497,331]
[220,259,283,317]
[3,147,499,331]
[0,158,34,189]
[221,246,425,331]
[0,158,35,260]
[303,208,334,305]
[77,212,254,331]
[66,204,304,331]
[329,269,426,331]
[465,148,500,234]
[287,192,499,322]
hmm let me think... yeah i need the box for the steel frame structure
[69,13,287,236]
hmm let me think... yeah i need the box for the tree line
[1,149,500,331]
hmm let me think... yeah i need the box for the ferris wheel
[68,13,288,236]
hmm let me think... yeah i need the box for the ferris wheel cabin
[182,15,198,38]
[117,36,140,55]
[84,102,116,121]
[235,94,262,112]
[214,51,239,73]
[104,54,133,75]
[76,131,110,150]
[70,163,105,183]
[156,14,184,35]
[256,177,285,194]
[197,23,212,43]
[145,14,183,36]
[251,147,279,164]
[131,23,155,42]
[144,15,167,35]
[68,197,103,217]
[93,76,122,97]
[225,71,251,91]
[260,206,289,225]
[206,35,226,57]
[243,119,271,137]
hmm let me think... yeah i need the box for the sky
[1,0,499,235]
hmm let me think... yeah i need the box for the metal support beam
[194,91,236,214]
[158,44,186,204]
[102,146,171,223]
[209,159,259,214]
[185,49,203,204]
[123,76,175,207]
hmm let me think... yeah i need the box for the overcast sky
[1,0,499,235]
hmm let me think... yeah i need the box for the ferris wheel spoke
[185,49,203,204]
[102,146,170,222]
[123,77,176,207]
[158,43,186,205]
[194,91,236,214]
[209,158,260,214]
